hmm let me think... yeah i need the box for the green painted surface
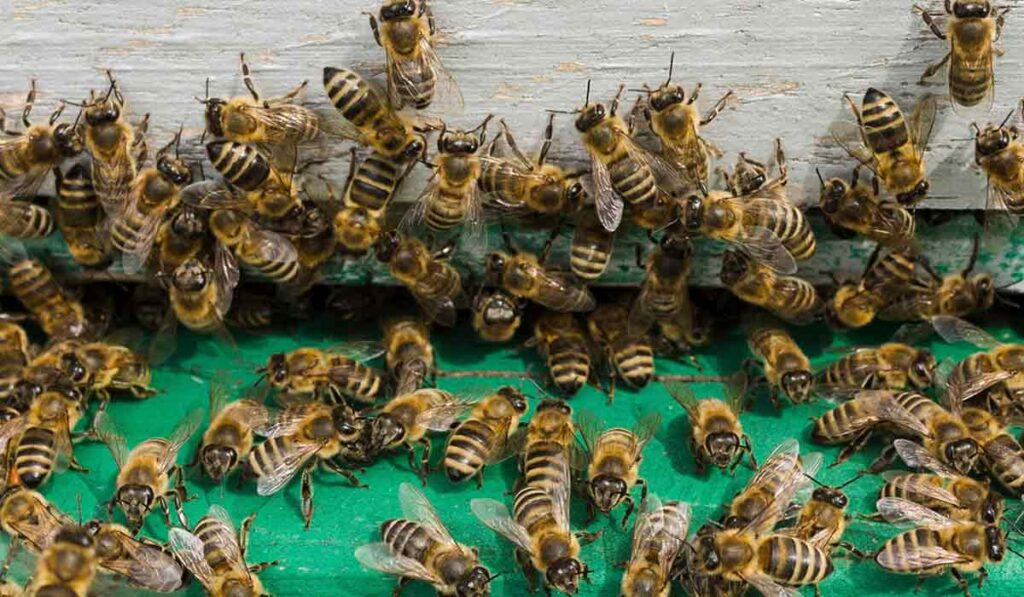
[4,312,1024,596]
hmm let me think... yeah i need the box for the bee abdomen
[0,145,32,180]
[424,192,465,230]
[513,485,558,532]
[247,436,289,480]
[861,88,909,154]
[14,426,57,488]
[195,517,235,571]
[986,435,1024,492]
[206,141,270,192]
[324,68,380,127]
[608,156,656,204]
[614,343,654,388]
[349,153,402,212]
[950,61,992,107]
[759,535,832,585]
[381,519,434,562]
[569,241,611,281]
[877,528,942,572]
[0,203,54,239]
[394,67,436,110]
[111,212,148,254]
[523,440,570,491]
[547,339,590,395]
[444,419,496,482]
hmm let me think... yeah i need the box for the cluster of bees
[0,0,1023,596]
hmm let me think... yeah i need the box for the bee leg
[689,82,703,104]
[842,94,863,126]
[538,226,560,265]
[914,5,947,40]
[537,112,555,166]
[248,560,281,575]
[865,443,897,473]
[620,494,635,529]
[133,114,151,165]
[919,53,951,84]
[67,454,89,473]
[267,80,308,107]
[977,566,988,590]
[418,438,432,483]
[699,90,733,127]
[514,548,538,592]
[322,458,368,488]
[914,575,926,593]
[836,541,871,559]
[950,568,972,597]
[499,118,534,170]
[301,461,316,529]
[239,53,261,102]
[831,430,873,467]
[610,84,625,117]
[692,441,706,475]
[22,80,36,128]
[575,529,604,544]
[390,577,411,597]
[365,12,382,45]
[424,1,435,35]
[157,496,174,529]
[742,434,757,469]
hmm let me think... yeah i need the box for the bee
[246,401,369,527]
[357,483,494,597]
[369,388,470,483]
[719,249,822,325]
[875,497,1006,595]
[620,497,691,597]
[879,236,995,322]
[54,163,111,267]
[888,391,981,476]
[915,2,1008,110]
[827,245,918,329]
[204,140,301,220]
[31,338,157,406]
[154,202,208,275]
[973,106,1024,214]
[569,210,614,282]
[443,386,529,486]
[629,233,693,335]
[472,483,591,595]
[0,238,88,339]
[817,343,937,399]
[0,199,53,239]
[576,410,661,527]
[519,398,575,495]
[745,325,814,407]
[471,288,522,343]
[817,167,916,247]
[655,298,712,364]
[82,72,146,215]
[209,207,299,284]
[531,311,592,396]
[486,245,595,313]
[166,254,238,337]
[0,486,72,552]
[587,303,655,398]
[634,52,731,189]
[810,390,931,466]
[959,407,1024,496]
[0,80,83,201]
[480,116,586,218]
[932,314,1024,417]
[665,377,755,474]
[25,524,97,597]
[781,475,864,555]
[258,343,385,404]
[0,388,85,490]
[384,316,435,396]
[196,372,273,483]
[95,409,201,532]
[322,66,428,160]
[169,504,278,597]
[85,520,186,593]
[111,129,193,273]
[335,147,418,254]
[831,88,937,206]
[723,138,789,200]
[883,438,1004,524]
[0,320,31,405]
[376,231,464,327]
[724,438,822,534]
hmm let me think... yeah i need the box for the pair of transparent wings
[731,439,823,535]
[575,409,661,470]
[96,524,185,592]
[627,497,691,573]
[383,28,464,114]
[875,497,977,570]
[830,94,937,176]
[886,439,972,510]
[95,407,203,473]
[169,505,257,593]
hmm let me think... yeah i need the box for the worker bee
[810,390,931,466]
[576,410,661,527]
[629,233,693,335]
[443,386,528,486]
[85,520,186,593]
[486,245,595,313]
[888,391,982,476]
[722,138,789,199]
[384,316,435,396]
[0,320,31,404]
[695,527,835,595]
[246,401,369,527]
[258,343,385,404]
[875,497,1006,595]
[166,253,238,338]
[335,147,418,254]
[95,408,202,532]
[817,167,916,247]
[959,407,1024,496]
[54,163,111,267]
[587,303,655,399]
[82,71,146,215]
[0,238,88,339]
[0,387,85,490]
[915,2,1008,110]
[111,129,192,273]
[828,245,918,329]
[724,438,822,534]
[0,80,83,201]
[620,497,691,597]
[154,201,208,275]
[665,376,756,474]
[169,504,278,597]
[0,199,53,239]
[531,311,592,396]
[817,343,938,398]
[719,249,822,324]
[471,287,522,343]
[376,231,464,327]
[831,88,937,206]
[209,207,299,284]
[196,372,273,483]
[25,524,98,597]
[973,106,1024,214]
[204,140,301,220]
[480,116,586,218]
[745,325,814,407]
[357,483,494,597]
[932,314,1024,417]
[29,338,157,409]
[781,474,864,555]
[568,210,614,282]
[519,398,575,495]
[0,486,72,552]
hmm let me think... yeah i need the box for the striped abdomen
[873,203,916,244]
[444,418,498,482]
[569,224,613,281]
[983,434,1024,494]
[9,260,85,338]
[770,276,820,318]
[876,528,947,573]
[635,501,689,560]
[744,199,815,260]
[522,438,571,493]
[607,151,656,205]
[410,261,462,302]
[891,391,942,423]
[323,67,389,128]
[206,141,270,191]
[56,164,101,229]
[0,202,53,239]
[592,429,638,477]
[949,20,995,108]
[479,160,529,205]
[247,436,300,486]
[860,88,910,154]
[237,240,299,284]
[326,359,383,403]
[391,58,436,110]
[878,473,953,509]
[110,206,151,254]
[13,426,57,488]
[863,250,916,292]
[811,402,866,444]
[513,485,561,535]
[817,353,881,389]
[424,189,468,231]
[347,151,405,213]
[611,339,654,388]
[381,518,438,564]
[758,535,833,586]
[543,337,590,395]
[0,137,34,181]
[193,516,239,573]
[262,105,322,145]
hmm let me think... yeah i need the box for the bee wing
[741,177,788,203]
[411,288,458,328]
[460,185,489,256]
[248,227,299,266]
[908,94,938,156]
[397,181,438,236]
[731,224,798,275]
[155,408,203,471]
[416,36,464,112]
[893,439,958,478]
[518,259,595,312]
[855,390,930,437]
[0,137,47,201]
[207,369,233,417]
[724,370,748,414]
[355,542,442,585]
[256,439,323,496]
[945,370,1014,409]
[664,381,699,417]
[167,528,217,591]
[147,308,179,366]
[829,121,877,171]
[261,404,323,438]
[469,498,534,552]
[878,290,935,322]
[324,341,386,362]
[589,153,623,232]
[931,315,1001,349]
[0,416,25,455]
[227,400,275,435]
[980,435,1024,465]
[415,399,475,431]
[743,571,801,597]
[881,470,963,507]
[214,242,240,319]
[99,532,185,592]
[0,200,52,238]
[181,180,249,211]
[617,131,687,195]
[94,412,129,469]
[876,543,973,571]
[875,497,957,528]
[574,408,603,463]
[626,284,657,336]
[119,215,163,275]
[205,505,254,578]
[6,496,70,551]
[398,482,461,549]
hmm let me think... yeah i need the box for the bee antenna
[174,124,184,157]
[815,167,826,187]
[802,472,827,488]
[157,129,181,159]
[584,79,592,107]
[485,572,504,584]
[253,371,267,387]
[1008,546,1024,560]
[666,51,676,85]
[969,122,982,135]
[1000,108,1016,128]
[837,471,865,490]
[76,494,83,525]
[545,109,574,115]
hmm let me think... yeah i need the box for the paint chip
[556,61,586,73]
[637,17,667,26]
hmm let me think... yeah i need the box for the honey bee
[166,253,238,338]
[25,524,98,597]
[204,140,301,220]
[817,342,937,400]
[695,527,835,595]
[817,167,916,247]
[781,474,864,555]
[569,210,614,282]
[486,245,595,313]
[0,387,85,490]
[335,147,418,254]
[879,236,995,322]
[154,201,208,275]
[281,203,337,277]
[587,303,655,399]
[629,233,693,335]
[959,407,1024,496]
[111,129,193,273]
[29,338,157,410]
[884,438,1004,524]
[531,311,592,396]
[724,438,822,534]
[723,138,788,200]
[719,249,822,325]
[828,245,918,329]
[0,238,88,339]
[95,408,201,532]
[480,116,586,218]
[576,410,661,527]
[443,386,528,486]
[915,2,1008,110]
[376,231,464,327]
[0,199,53,239]
[0,486,72,552]
[875,497,1006,595]
[0,80,83,201]
[889,391,981,476]
[85,520,186,593]
[384,316,435,396]
[82,72,146,215]
[973,106,1024,214]
[196,372,273,483]
[471,287,523,343]
[357,482,494,597]
[745,325,814,407]
[169,504,278,597]
[665,376,755,474]
[810,390,931,466]
[620,497,691,597]
[209,207,300,285]
[54,163,111,267]
[831,88,937,206]
[519,398,575,494]
[634,52,731,189]
[258,343,385,404]
[932,315,1024,417]
[246,401,369,527]
[0,320,31,405]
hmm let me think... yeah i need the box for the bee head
[157,155,193,186]
[54,525,93,550]
[953,1,992,18]
[52,123,84,156]
[719,250,750,286]
[574,103,606,133]
[909,349,937,389]
[479,291,519,326]
[171,207,207,238]
[456,566,493,597]
[537,398,571,416]
[59,352,89,384]
[370,413,406,451]
[649,84,686,112]
[439,130,480,155]
[332,408,365,442]
[564,180,586,208]
[975,124,1011,156]
[981,493,1004,524]
[399,133,427,162]
[337,207,380,252]
[546,558,584,594]
[115,485,155,524]
[945,439,980,474]
[381,0,417,21]
[200,445,239,483]
[375,230,402,263]
[697,535,721,572]
[985,525,1006,561]
[171,260,209,292]
[201,97,227,138]
[85,100,120,126]
[681,193,704,232]
[484,252,507,283]
[265,353,288,386]
[971,273,996,310]
[497,386,529,413]
[780,370,814,403]
[895,180,929,206]
[590,474,629,512]
[818,174,848,214]
[706,431,739,467]
[812,486,849,509]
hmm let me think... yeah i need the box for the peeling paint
[491,82,524,101]
[555,61,586,73]
[636,17,668,26]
